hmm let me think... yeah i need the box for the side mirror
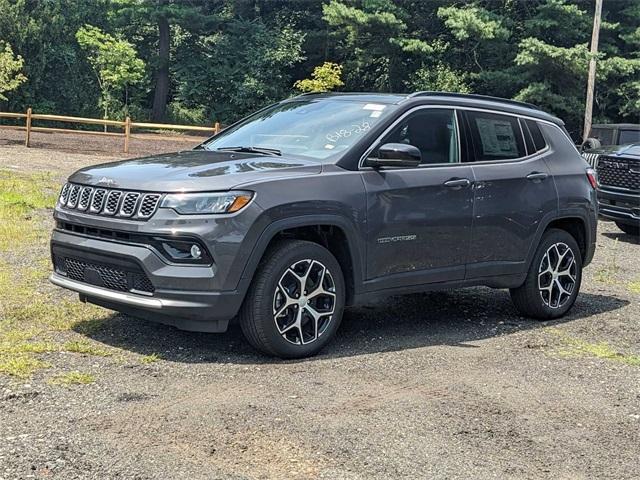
[365,143,421,168]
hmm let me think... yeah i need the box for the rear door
[462,110,557,278]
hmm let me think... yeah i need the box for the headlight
[160,191,253,215]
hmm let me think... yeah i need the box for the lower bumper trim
[49,273,210,310]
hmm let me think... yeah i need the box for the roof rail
[408,91,541,111]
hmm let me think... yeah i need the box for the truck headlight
[160,191,253,214]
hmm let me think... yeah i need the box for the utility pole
[583,0,603,142]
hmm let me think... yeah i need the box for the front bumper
[50,229,245,332]
[597,188,640,226]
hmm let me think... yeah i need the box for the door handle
[443,178,471,189]
[526,172,548,181]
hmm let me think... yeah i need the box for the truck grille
[58,183,162,220]
[596,156,640,191]
[581,152,600,168]
[53,254,154,294]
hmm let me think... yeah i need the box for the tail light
[586,168,598,189]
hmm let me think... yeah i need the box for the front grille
[78,187,93,211]
[139,194,162,218]
[119,192,140,217]
[596,156,640,191]
[58,183,162,220]
[103,191,123,215]
[53,254,154,294]
[67,185,81,208]
[581,152,600,168]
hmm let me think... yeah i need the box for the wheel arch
[526,212,594,272]
[239,215,365,306]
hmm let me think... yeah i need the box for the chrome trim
[599,206,640,220]
[59,184,162,220]
[66,184,81,208]
[49,273,211,309]
[77,187,93,211]
[137,193,162,219]
[50,273,161,309]
[89,189,107,213]
[358,104,557,170]
[118,192,140,217]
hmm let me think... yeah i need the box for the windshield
[203,99,397,161]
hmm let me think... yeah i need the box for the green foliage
[76,25,145,119]
[294,62,344,93]
[410,63,470,94]
[0,0,638,136]
[0,42,26,100]
[437,5,509,41]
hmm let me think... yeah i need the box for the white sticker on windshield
[324,144,335,149]
[370,111,382,118]
[363,103,386,111]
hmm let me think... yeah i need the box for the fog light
[190,244,202,259]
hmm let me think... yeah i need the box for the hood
[586,143,640,159]
[68,150,322,192]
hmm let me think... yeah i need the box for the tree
[294,62,344,92]
[0,42,26,101]
[76,25,145,122]
[112,0,216,122]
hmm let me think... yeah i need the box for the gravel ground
[0,133,639,479]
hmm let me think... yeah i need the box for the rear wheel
[510,229,582,320]
[615,221,640,237]
[239,239,345,358]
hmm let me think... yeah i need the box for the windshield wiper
[216,146,282,156]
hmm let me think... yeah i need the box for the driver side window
[373,109,459,165]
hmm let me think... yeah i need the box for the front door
[361,108,475,290]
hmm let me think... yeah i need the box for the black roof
[290,91,563,126]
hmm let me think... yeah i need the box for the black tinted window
[376,109,459,165]
[619,129,640,145]
[525,119,547,152]
[466,111,525,161]
[521,119,535,154]
[590,127,614,145]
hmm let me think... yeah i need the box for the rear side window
[590,127,614,145]
[619,129,640,145]
[465,111,525,161]
[525,119,547,152]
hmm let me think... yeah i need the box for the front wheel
[239,239,345,358]
[615,221,640,237]
[510,229,582,320]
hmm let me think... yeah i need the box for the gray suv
[50,92,598,358]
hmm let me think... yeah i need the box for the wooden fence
[0,108,222,153]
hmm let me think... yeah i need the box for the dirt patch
[0,140,638,479]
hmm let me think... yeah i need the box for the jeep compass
[50,92,598,358]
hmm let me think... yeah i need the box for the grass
[140,353,161,364]
[594,238,619,284]
[63,340,112,357]
[549,328,640,367]
[0,355,51,379]
[0,170,59,251]
[0,169,111,380]
[628,281,640,295]
[49,371,96,386]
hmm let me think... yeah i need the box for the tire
[239,239,345,358]
[510,229,582,320]
[615,221,640,237]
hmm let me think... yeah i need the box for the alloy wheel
[272,259,336,345]
[538,242,577,309]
